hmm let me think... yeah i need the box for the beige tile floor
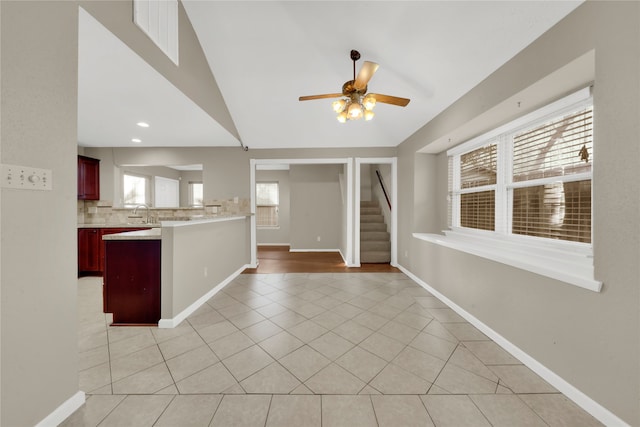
[63,273,603,426]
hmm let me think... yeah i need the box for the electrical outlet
[204,267,208,277]
[317,236,321,242]
[1,164,52,191]
[404,250,409,258]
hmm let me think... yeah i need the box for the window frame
[449,89,593,247]
[256,181,280,229]
[415,87,601,292]
[188,181,204,207]
[122,171,151,208]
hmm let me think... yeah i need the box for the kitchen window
[415,87,600,291]
[189,182,203,207]
[256,182,279,228]
[123,173,150,207]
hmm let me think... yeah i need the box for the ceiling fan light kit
[333,93,376,123]
[299,49,410,123]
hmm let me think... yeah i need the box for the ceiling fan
[299,50,410,123]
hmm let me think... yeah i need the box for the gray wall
[397,2,639,424]
[289,164,343,251]
[1,2,80,425]
[256,169,290,245]
[161,217,250,319]
[86,146,396,203]
[0,1,239,424]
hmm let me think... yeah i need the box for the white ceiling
[77,1,582,151]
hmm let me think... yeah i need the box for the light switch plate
[1,164,53,191]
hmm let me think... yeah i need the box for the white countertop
[160,214,251,228]
[98,215,251,240]
[78,223,156,229]
[102,228,162,241]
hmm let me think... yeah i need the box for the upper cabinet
[78,155,100,200]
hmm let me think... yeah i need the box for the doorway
[355,158,398,267]
[250,158,354,268]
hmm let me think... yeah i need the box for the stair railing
[376,169,391,211]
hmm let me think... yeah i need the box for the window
[415,88,599,291]
[459,144,497,231]
[189,182,203,207]
[450,91,593,245]
[154,176,179,208]
[510,107,593,243]
[123,173,149,207]
[133,0,179,65]
[256,182,279,227]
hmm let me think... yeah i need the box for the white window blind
[449,90,593,245]
[458,144,498,231]
[154,176,179,208]
[460,144,497,188]
[512,107,593,181]
[510,106,593,243]
[461,190,495,231]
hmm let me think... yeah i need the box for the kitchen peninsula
[101,215,251,327]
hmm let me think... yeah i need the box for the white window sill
[412,231,602,292]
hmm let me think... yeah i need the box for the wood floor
[242,245,400,274]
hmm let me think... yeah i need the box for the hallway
[243,246,399,274]
[65,270,601,426]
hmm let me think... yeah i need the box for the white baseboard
[397,264,629,427]
[35,391,85,427]
[289,248,340,253]
[256,243,290,247]
[338,249,356,267]
[158,264,249,329]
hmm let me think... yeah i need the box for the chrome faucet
[133,204,150,224]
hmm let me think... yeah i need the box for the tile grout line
[368,394,381,427]
[150,394,177,426]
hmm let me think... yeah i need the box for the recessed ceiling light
[131,138,142,143]
[137,122,150,128]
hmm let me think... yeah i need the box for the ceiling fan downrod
[350,49,361,81]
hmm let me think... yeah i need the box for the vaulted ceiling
[78,1,582,150]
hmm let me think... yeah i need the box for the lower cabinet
[104,239,161,325]
[78,227,150,276]
[78,228,101,273]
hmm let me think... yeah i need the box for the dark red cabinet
[78,228,101,273]
[78,155,100,200]
[104,239,161,325]
[78,227,150,276]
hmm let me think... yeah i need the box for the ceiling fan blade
[353,61,379,90]
[370,93,411,107]
[299,93,343,101]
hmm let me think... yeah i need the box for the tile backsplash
[78,198,251,225]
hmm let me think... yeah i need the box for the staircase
[360,200,391,263]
